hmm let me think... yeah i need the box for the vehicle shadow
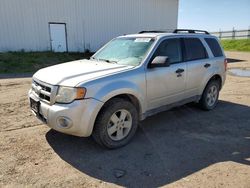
[227,58,245,63]
[46,100,250,187]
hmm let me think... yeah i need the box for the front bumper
[29,89,103,137]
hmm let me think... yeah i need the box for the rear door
[146,38,187,110]
[183,37,211,97]
[204,37,226,69]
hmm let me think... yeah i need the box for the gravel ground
[0,51,250,188]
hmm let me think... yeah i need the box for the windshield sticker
[134,38,151,43]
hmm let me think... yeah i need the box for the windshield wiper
[90,57,97,60]
[91,57,117,64]
[98,58,117,64]
[104,59,117,64]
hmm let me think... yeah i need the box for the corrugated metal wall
[0,0,178,52]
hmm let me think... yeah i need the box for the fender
[198,67,223,95]
[93,80,145,113]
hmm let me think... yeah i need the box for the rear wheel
[199,80,220,110]
[92,98,138,149]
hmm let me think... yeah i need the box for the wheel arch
[207,74,222,90]
[97,93,143,120]
[200,74,222,96]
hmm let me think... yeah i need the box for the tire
[92,98,139,149]
[199,80,220,111]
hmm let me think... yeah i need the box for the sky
[178,0,250,32]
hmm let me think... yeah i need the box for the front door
[146,38,187,110]
[49,23,67,52]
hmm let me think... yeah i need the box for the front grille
[32,80,52,103]
[34,80,51,92]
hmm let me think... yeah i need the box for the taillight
[224,58,228,71]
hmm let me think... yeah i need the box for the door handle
[204,63,211,68]
[175,68,185,74]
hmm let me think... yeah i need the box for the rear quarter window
[205,38,223,57]
[183,38,208,61]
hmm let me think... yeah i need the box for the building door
[49,23,67,52]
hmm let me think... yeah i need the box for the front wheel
[92,98,139,149]
[199,80,220,110]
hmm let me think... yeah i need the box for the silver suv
[29,29,227,148]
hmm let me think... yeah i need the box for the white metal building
[0,0,179,52]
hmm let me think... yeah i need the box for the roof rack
[138,29,210,35]
[139,30,167,34]
[173,29,210,35]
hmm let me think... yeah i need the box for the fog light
[57,117,73,129]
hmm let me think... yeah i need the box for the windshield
[92,37,155,66]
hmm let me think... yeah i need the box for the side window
[183,38,207,61]
[152,38,182,64]
[205,38,223,57]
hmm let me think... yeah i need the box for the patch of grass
[0,52,92,74]
[220,39,250,52]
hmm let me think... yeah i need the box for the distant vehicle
[29,29,227,149]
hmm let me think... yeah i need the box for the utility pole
[232,27,236,39]
[219,29,222,40]
[248,26,250,39]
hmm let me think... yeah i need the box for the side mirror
[149,56,170,68]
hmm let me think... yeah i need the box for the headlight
[55,86,86,104]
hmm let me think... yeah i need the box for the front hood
[33,59,133,86]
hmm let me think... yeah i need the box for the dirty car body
[29,30,227,148]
